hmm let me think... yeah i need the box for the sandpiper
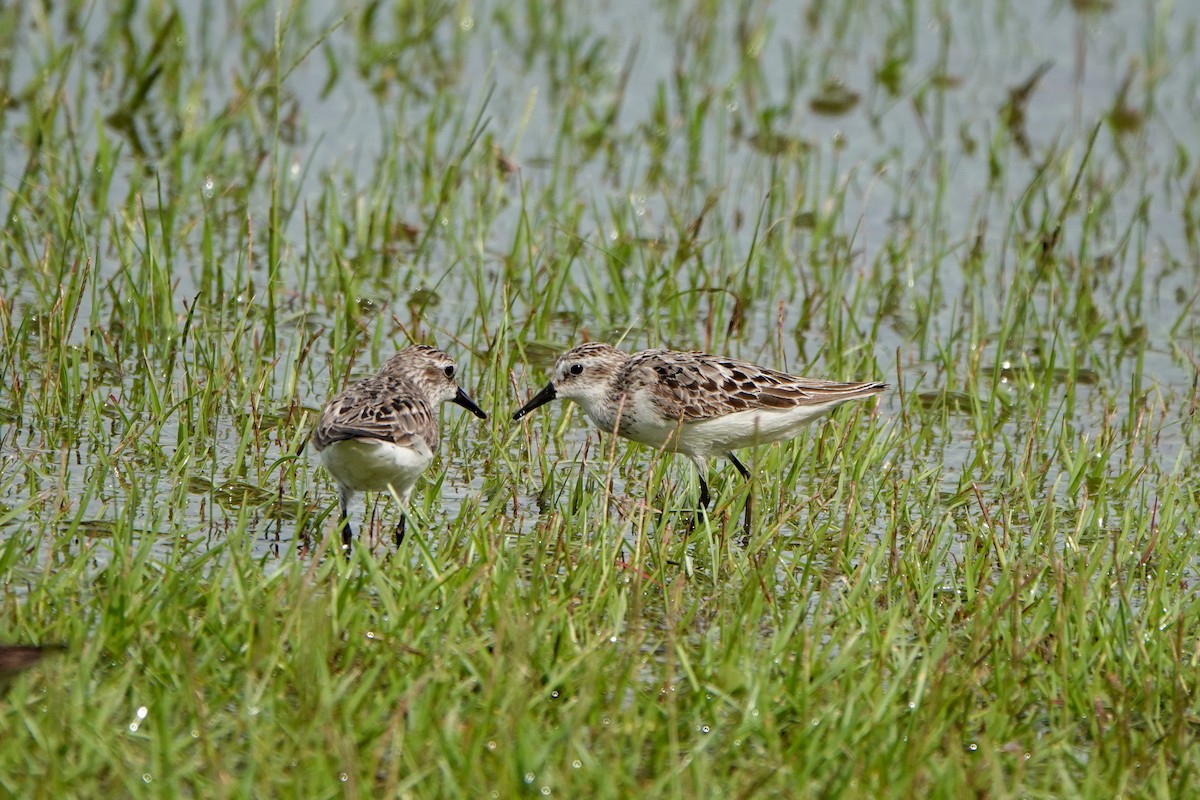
[313,345,487,551]
[513,342,885,523]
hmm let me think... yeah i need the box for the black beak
[453,387,488,419]
[512,383,557,421]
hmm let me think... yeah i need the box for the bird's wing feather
[313,387,437,450]
[626,351,882,422]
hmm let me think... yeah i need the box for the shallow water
[1,0,1196,561]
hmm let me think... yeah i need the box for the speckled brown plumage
[618,348,884,424]
[314,352,444,454]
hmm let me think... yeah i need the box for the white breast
[319,438,434,500]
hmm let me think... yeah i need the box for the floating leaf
[263,498,304,521]
[746,131,810,157]
[916,390,978,414]
[213,481,275,511]
[73,519,120,537]
[810,82,860,116]
[187,476,215,494]
[408,288,441,310]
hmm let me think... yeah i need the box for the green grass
[2,0,1199,797]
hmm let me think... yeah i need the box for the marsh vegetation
[1,0,1198,796]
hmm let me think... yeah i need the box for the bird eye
[569,363,583,375]
[443,365,455,379]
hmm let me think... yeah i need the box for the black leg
[339,500,353,554]
[728,453,753,536]
[727,452,751,481]
[687,459,712,535]
[394,513,407,547]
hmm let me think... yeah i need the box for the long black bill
[453,387,488,419]
[512,383,557,421]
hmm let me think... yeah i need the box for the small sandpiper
[313,345,487,551]
[513,342,885,526]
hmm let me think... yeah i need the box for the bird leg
[394,513,407,547]
[681,469,711,536]
[335,487,355,555]
[727,453,753,536]
[727,453,751,481]
[339,502,354,554]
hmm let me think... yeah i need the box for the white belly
[608,404,833,457]
[319,438,433,501]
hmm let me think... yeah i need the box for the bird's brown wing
[312,385,437,451]
[626,351,883,422]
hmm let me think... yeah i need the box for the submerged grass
[2,0,1199,797]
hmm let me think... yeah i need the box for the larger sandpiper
[513,342,885,521]
[313,345,487,551]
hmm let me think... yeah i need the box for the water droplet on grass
[129,705,148,732]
